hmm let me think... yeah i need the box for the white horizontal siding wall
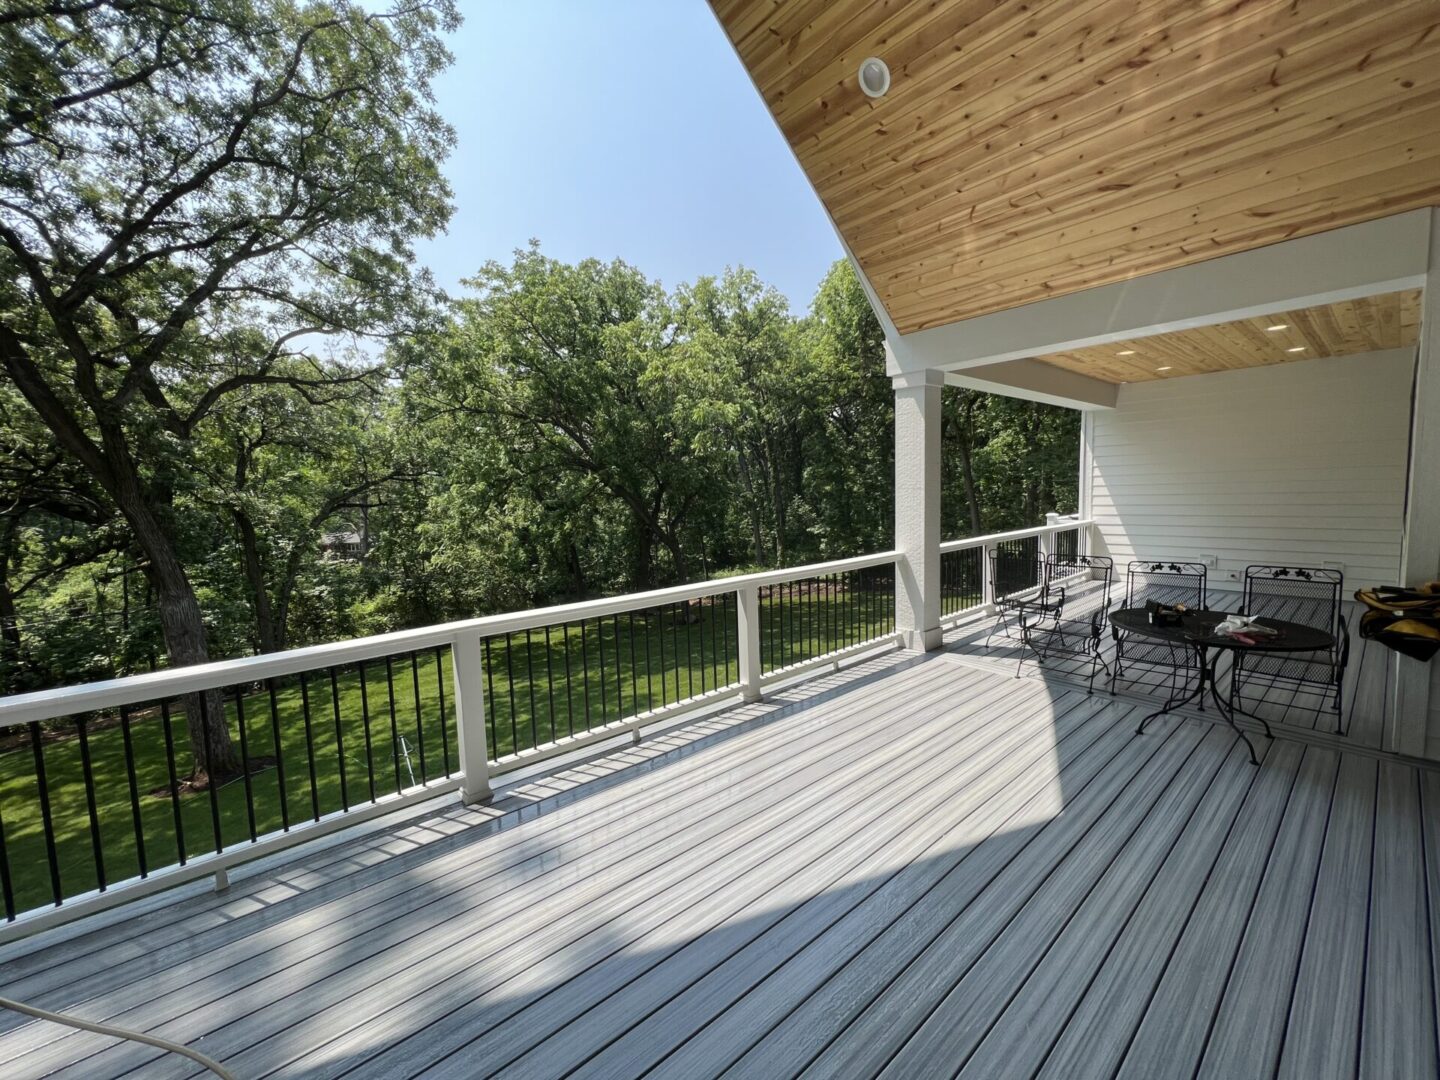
[1087,348,1413,596]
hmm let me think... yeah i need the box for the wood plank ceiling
[709,0,1440,335]
[1034,289,1421,383]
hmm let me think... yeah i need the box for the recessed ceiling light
[1266,324,1289,332]
[858,57,890,98]
[1156,366,1173,372]
[1286,346,1306,353]
[1116,350,1136,356]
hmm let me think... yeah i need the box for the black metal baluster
[503,633,518,753]
[840,570,852,648]
[28,722,62,904]
[643,611,654,711]
[0,801,13,921]
[543,627,556,744]
[580,620,593,729]
[159,700,187,864]
[723,593,733,684]
[628,613,639,715]
[597,617,609,725]
[561,625,576,737]
[196,694,224,851]
[777,584,784,671]
[858,570,865,642]
[805,579,814,660]
[691,601,702,694]
[298,673,321,821]
[613,616,624,720]
[483,636,500,754]
[265,680,290,832]
[819,575,828,654]
[435,646,452,777]
[118,705,147,877]
[523,629,538,750]
[795,580,803,662]
[709,598,719,689]
[75,716,106,890]
[613,613,624,718]
[233,688,257,841]
[829,574,839,652]
[356,661,377,803]
[329,668,350,811]
[671,602,682,702]
[410,653,428,782]
[384,656,403,793]
[656,609,665,709]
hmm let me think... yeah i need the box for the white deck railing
[0,518,1091,937]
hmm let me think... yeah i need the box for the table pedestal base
[1135,644,1266,766]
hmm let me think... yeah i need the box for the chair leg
[985,608,1008,651]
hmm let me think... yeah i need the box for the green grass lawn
[0,587,894,917]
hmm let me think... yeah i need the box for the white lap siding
[1084,348,1413,598]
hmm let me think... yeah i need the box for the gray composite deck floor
[0,653,1437,1079]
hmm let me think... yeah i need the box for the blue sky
[416,1,843,313]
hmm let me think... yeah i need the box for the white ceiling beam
[944,359,1117,411]
[886,209,1432,375]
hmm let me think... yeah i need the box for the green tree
[195,372,416,653]
[667,268,809,566]
[413,248,716,594]
[795,260,893,559]
[0,0,456,776]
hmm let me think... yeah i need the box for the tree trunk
[113,479,239,779]
[234,509,279,653]
[0,532,23,693]
[0,327,238,777]
[272,546,308,653]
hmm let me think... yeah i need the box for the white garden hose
[0,995,234,1079]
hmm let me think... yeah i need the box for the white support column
[451,631,493,804]
[894,368,944,652]
[736,584,764,703]
[1393,209,1440,758]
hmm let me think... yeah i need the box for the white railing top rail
[939,517,1093,554]
[0,549,901,727]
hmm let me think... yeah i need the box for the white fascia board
[945,359,1117,410]
[887,208,1432,374]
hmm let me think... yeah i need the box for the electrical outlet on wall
[1197,554,1218,569]
[1323,560,1345,575]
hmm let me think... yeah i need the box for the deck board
[1194,747,1340,1079]
[0,655,1435,1080]
[1359,762,1437,1079]
[29,667,1027,1078]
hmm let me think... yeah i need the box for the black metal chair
[1110,561,1208,698]
[1030,553,1115,693]
[1231,565,1349,731]
[984,546,1064,655]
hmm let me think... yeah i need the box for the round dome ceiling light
[858,57,891,98]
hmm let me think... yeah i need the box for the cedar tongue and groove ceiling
[709,0,1440,335]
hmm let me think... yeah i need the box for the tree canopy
[0,4,1080,766]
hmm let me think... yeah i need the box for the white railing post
[736,583,763,703]
[1041,512,1060,565]
[980,544,993,609]
[451,631,492,805]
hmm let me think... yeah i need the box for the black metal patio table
[1110,607,1335,765]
